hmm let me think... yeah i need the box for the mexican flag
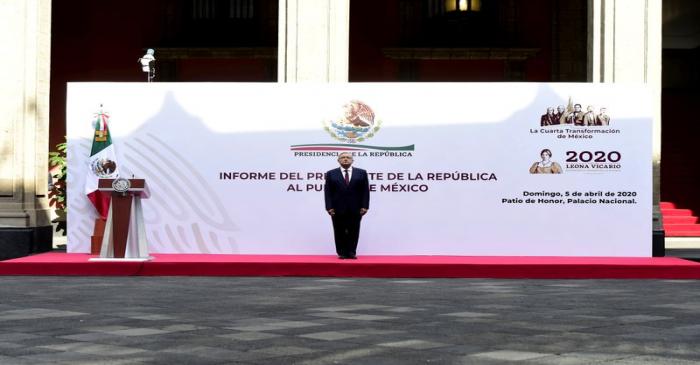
[84,108,119,219]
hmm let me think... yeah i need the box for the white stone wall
[0,0,52,227]
[278,0,350,82]
[588,0,662,204]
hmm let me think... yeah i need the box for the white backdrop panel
[67,83,652,256]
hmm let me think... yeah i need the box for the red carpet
[1,252,700,279]
[662,201,700,237]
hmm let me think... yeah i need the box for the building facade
[1,0,687,258]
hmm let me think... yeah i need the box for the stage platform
[1,252,700,279]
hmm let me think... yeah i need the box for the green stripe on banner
[291,144,415,151]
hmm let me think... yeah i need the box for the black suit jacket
[324,167,370,214]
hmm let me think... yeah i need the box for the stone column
[277,0,350,82]
[0,0,53,259]
[588,0,663,254]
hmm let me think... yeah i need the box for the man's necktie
[344,169,349,185]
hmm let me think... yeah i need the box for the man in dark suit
[324,152,370,259]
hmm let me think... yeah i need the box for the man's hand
[360,208,368,216]
[327,209,335,216]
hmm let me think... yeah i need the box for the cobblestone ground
[1,277,699,364]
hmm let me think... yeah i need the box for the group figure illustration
[540,102,610,127]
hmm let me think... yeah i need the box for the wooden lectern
[90,178,151,261]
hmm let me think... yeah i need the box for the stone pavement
[0,276,699,364]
